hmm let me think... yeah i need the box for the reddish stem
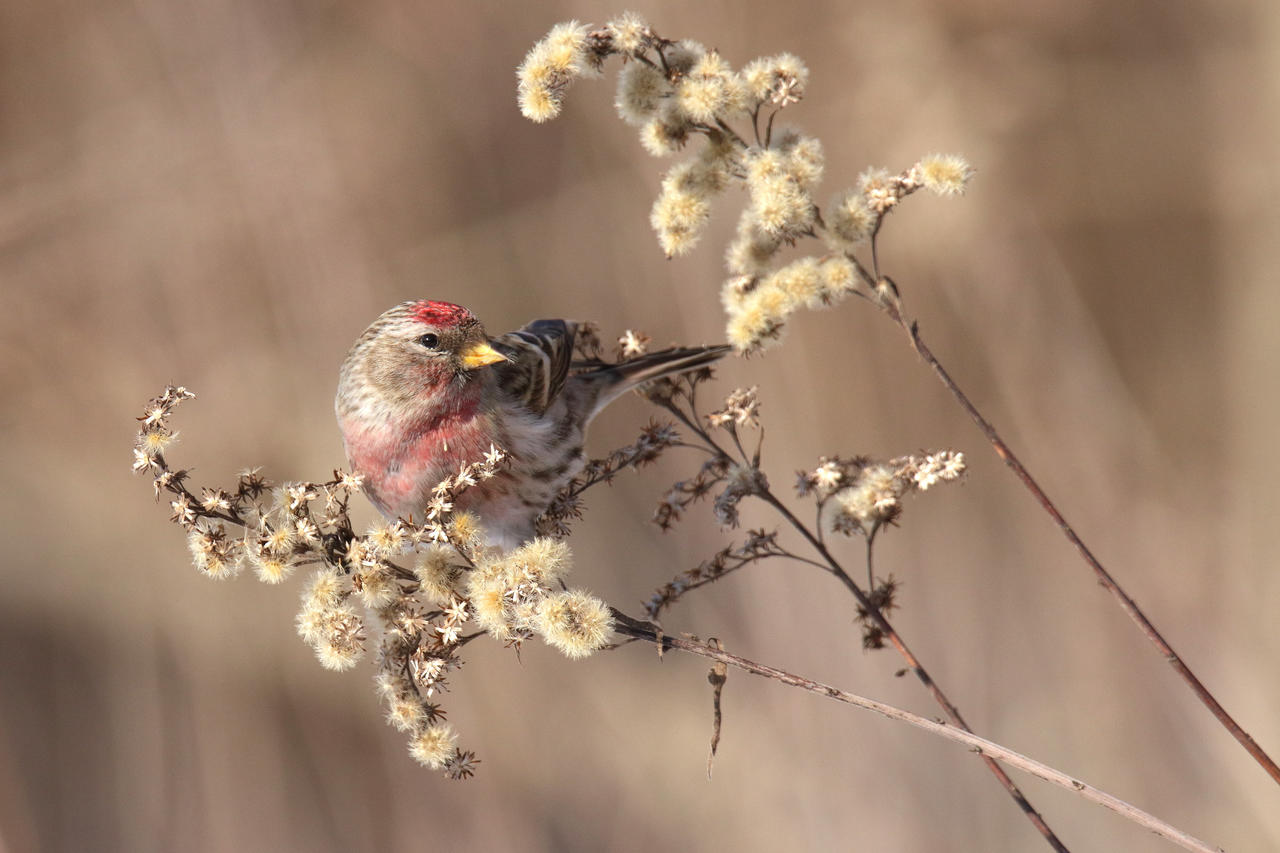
[887,305,1280,787]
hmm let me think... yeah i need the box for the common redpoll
[336,300,728,550]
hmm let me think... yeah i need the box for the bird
[336,299,729,551]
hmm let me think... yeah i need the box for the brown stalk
[610,611,1222,853]
[881,301,1280,787]
[661,399,1071,852]
[756,490,1071,851]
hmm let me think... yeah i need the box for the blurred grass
[1,1,1278,850]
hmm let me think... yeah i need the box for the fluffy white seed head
[651,156,733,256]
[408,723,457,769]
[915,153,974,195]
[725,210,783,276]
[535,590,614,658]
[414,545,460,605]
[604,11,649,55]
[675,51,733,123]
[826,189,877,249]
[740,53,809,107]
[639,102,693,156]
[665,39,707,74]
[517,21,594,123]
[616,62,669,126]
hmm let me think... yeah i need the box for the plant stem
[610,611,1222,853]
[884,304,1280,786]
[755,491,1069,851]
[663,389,1069,849]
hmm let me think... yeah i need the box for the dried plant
[135,385,611,778]
[125,13,1266,853]
[516,17,1279,803]
[132,381,1217,851]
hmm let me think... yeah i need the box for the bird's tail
[582,344,731,418]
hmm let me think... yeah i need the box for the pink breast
[344,405,499,520]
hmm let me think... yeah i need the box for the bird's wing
[579,344,731,418]
[491,319,579,415]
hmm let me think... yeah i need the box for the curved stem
[649,550,833,619]
[660,391,1068,849]
[864,529,877,590]
[727,424,750,462]
[869,220,884,280]
[672,441,715,455]
[884,304,1280,787]
[657,389,1069,847]
[713,117,750,149]
[755,489,1070,852]
[610,611,1221,853]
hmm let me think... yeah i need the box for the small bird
[336,300,728,550]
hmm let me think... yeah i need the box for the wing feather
[492,319,578,414]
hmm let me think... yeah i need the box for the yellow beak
[459,341,508,369]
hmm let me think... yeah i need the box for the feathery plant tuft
[516,16,972,353]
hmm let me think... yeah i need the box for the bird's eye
[418,333,439,349]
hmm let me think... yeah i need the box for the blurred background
[2,0,1277,850]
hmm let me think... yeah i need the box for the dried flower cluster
[135,386,360,587]
[855,576,903,650]
[796,451,967,538]
[617,328,651,358]
[134,386,616,778]
[637,381,968,647]
[467,538,611,658]
[653,455,731,531]
[536,419,681,537]
[645,529,784,618]
[518,14,974,352]
[706,386,760,429]
[516,21,606,123]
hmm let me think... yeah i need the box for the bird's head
[338,300,508,418]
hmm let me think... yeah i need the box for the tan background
[2,0,1278,850]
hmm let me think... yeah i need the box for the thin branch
[610,611,1222,853]
[752,486,1067,849]
[864,530,876,591]
[646,543,826,620]
[883,303,1280,788]
[713,117,750,149]
[726,424,750,462]
[869,219,884,280]
[663,392,1069,851]
[705,638,727,780]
